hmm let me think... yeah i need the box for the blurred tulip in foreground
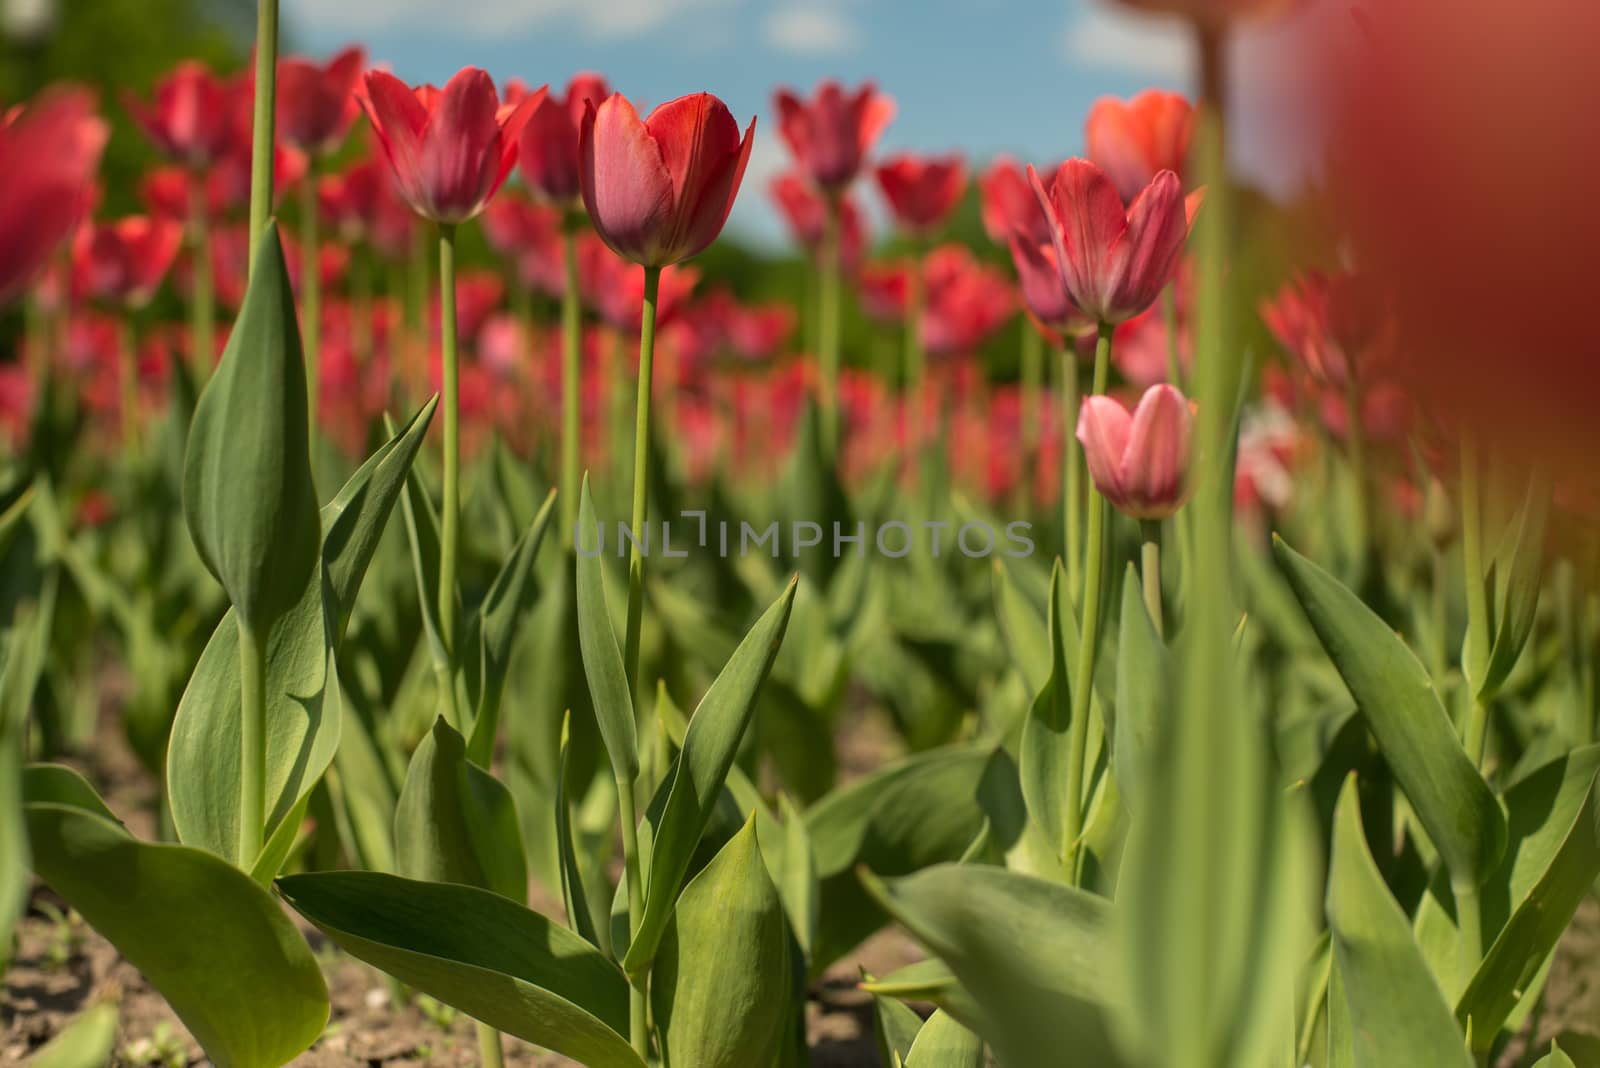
[875,153,966,237]
[580,91,755,267]
[773,79,895,193]
[1078,383,1195,519]
[1029,159,1198,324]
[362,67,543,225]
[0,85,108,305]
[1085,90,1195,204]
[278,46,365,157]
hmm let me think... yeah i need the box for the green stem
[475,1021,504,1068]
[819,200,843,458]
[247,0,279,269]
[1141,520,1164,639]
[1061,342,1082,603]
[616,772,648,1057]
[623,267,661,693]
[189,177,215,383]
[1063,324,1113,880]
[561,225,582,547]
[300,162,321,449]
[1454,877,1482,996]
[1459,434,1491,765]
[438,224,461,704]
[237,616,266,871]
[1344,378,1369,574]
[1021,325,1042,458]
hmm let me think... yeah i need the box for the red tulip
[278,45,366,157]
[724,299,795,361]
[125,61,236,169]
[769,172,866,270]
[579,91,755,267]
[921,245,1015,358]
[1006,236,1091,338]
[71,216,183,309]
[319,154,415,259]
[1085,90,1196,205]
[1260,271,1388,389]
[1028,159,1198,325]
[482,192,563,293]
[1111,0,1303,26]
[518,72,611,210]
[857,261,911,323]
[0,86,108,305]
[1078,384,1195,520]
[361,67,544,225]
[773,79,895,192]
[875,153,966,236]
[979,156,1052,246]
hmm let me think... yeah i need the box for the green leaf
[1478,475,1550,701]
[870,983,926,1067]
[1274,535,1505,884]
[777,792,818,960]
[652,816,793,1068]
[863,864,1128,1068]
[905,1010,984,1068]
[1456,746,1600,1048]
[557,711,601,949]
[1325,776,1473,1068]
[167,402,436,867]
[1532,1042,1578,1068]
[1114,563,1167,809]
[993,558,1049,694]
[467,487,557,765]
[22,999,119,1068]
[395,717,527,904]
[276,871,642,1068]
[1019,561,1071,857]
[398,450,453,679]
[183,220,320,632]
[25,774,327,1068]
[622,578,797,978]
[1,737,25,968]
[575,477,638,783]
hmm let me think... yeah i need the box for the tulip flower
[769,172,867,270]
[277,46,365,157]
[518,72,610,212]
[318,155,415,260]
[1028,159,1198,326]
[579,91,755,269]
[979,157,1053,247]
[724,300,795,362]
[361,67,544,226]
[72,217,183,310]
[874,153,966,237]
[0,85,108,306]
[1078,384,1195,520]
[124,60,235,169]
[920,246,1015,358]
[772,79,895,192]
[857,261,910,324]
[1085,90,1196,204]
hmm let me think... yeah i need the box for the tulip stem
[247,0,279,270]
[1459,433,1492,766]
[1454,877,1483,997]
[616,771,648,1058]
[1063,323,1114,881]
[1060,342,1082,603]
[1141,520,1164,639]
[301,162,322,452]
[1343,378,1369,578]
[474,1021,504,1068]
[624,266,661,694]
[819,199,843,458]
[561,224,582,547]
[437,223,461,723]
[1021,325,1042,460]
[236,615,266,873]
[189,177,215,383]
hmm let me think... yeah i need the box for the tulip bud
[1078,384,1195,520]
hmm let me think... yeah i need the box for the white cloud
[1058,8,1191,81]
[285,0,739,39]
[764,3,863,56]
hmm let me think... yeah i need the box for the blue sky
[281,0,1346,249]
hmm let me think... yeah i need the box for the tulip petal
[362,71,432,215]
[1105,170,1188,323]
[580,94,675,265]
[1046,159,1128,323]
[1121,384,1194,517]
[647,93,744,218]
[419,68,502,223]
[670,115,755,265]
[1077,395,1134,507]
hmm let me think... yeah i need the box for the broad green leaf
[1456,747,1600,1048]
[993,558,1049,694]
[557,711,601,948]
[652,817,792,1068]
[863,864,1128,1068]
[870,983,926,1067]
[1325,776,1472,1068]
[396,717,526,904]
[1533,1042,1577,1068]
[467,487,557,765]
[1113,563,1167,807]
[23,999,119,1068]
[277,871,642,1068]
[575,477,638,782]
[622,578,797,977]
[183,220,320,632]
[1274,536,1505,884]
[168,402,435,868]
[328,696,397,873]
[26,776,327,1068]
[905,1010,984,1068]
[1019,562,1071,858]
[1327,945,1353,1068]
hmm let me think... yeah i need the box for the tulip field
[4,0,1599,1066]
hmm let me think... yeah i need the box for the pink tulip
[579,91,755,267]
[71,216,183,310]
[361,67,544,225]
[875,153,966,236]
[278,46,366,157]
[921,245,1015,358]
[0,86,108,305]
[1028,159,1199,324]
[1077,384,1195,519]
[773,79,895,192]
[1085,90,1196,204]
[124,60,235,168]
[518,72,610,210]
